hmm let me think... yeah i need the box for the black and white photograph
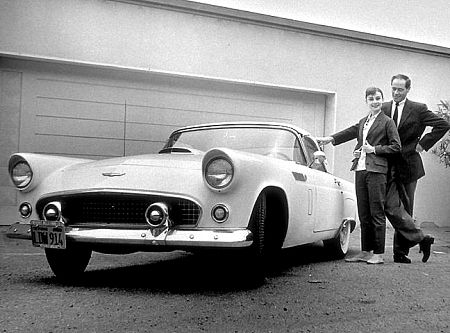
[1,1,449,332]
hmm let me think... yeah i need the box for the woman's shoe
[345,251,373,262]
[367,254,384,264]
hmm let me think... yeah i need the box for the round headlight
[11,161,33,189]
[205,158,233,189]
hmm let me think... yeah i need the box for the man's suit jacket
[382,99,450,183]
[332,112,401,174]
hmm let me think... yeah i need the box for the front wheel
[249,192,267,258]
[323,220,351,258]
[45,245,92,281]
[242,192,268,282]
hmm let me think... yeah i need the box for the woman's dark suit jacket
[331,112,401,174]
[381,99,450,183]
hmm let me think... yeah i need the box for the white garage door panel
[35,135,124,157]
[126,104,290,129]
[303,102,325,137]
[37,97,125,122]
[125,141,167,157]
[126,105,205,127]
[35,78,127,105]
[36,116,124,140]
[128,91,296,122]
[126,122,177,143]
[33,90,127,156]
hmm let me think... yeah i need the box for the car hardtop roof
[171,121,312,137]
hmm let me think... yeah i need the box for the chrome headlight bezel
[204,157,234,190]
[10,159,33,189]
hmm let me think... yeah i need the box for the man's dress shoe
[419,235,434,263]
[393,255,411,264]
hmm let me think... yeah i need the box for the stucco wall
[1,0,449,225]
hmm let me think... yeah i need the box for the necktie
[364,114,371,127]
[393,102,399,126]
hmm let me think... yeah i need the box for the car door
[301,136,343,233]
[281,136,317,247]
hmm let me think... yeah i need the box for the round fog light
[149,210,162,223]
[211,204,229,223]
[19,202,32,218]
[43,202,61,221]
[145,203,169,227]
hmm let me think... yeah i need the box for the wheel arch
[260,186,289,250]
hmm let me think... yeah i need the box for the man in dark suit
[382,74,450,263]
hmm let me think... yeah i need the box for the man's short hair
[391,74,411,89]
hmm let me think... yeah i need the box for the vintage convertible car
[7,122,357,279]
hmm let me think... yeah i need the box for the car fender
[9,153,91,193]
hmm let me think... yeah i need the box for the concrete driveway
[1,223,449,332]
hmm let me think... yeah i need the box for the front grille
[178,199,201,225]
[36,193,201,227]
[79,198,149,224]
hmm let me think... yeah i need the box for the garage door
[11,59,326,159]
[1,58,327,224]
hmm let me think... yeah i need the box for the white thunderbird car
[7,122,357,280]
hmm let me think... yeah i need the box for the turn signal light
[211,204,229,223]
[19,202,32,218]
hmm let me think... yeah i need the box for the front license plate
[31,221,66,249]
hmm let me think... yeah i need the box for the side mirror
[313,151,326,164]
[309,151,327,170]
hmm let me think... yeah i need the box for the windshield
[162,127,301,161]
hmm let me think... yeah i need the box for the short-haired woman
[318,87,401,264]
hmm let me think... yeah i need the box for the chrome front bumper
[6,223,253,248]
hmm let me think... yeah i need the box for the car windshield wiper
[159,147,193,154]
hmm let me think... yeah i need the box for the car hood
[68,153,203,170]
[41,153,205,196]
